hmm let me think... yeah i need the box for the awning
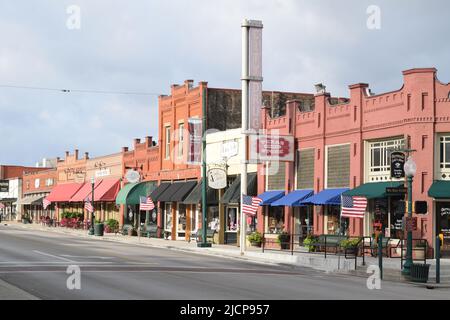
[158,181,197,202]
[93,178,120,202]
[46,183,84,202]
[342,182,403,199]
[183,181,218,205]
[221,173,257,205]
[257,191,286,205]
[302,188,349,205]
[428,180,450,199]
[270,189,314,206]
[115,181,157,205]
[16,195,46,205]
[70,180,103,202]
[149,182,171,202]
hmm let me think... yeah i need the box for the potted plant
[94,219,104,236]
[247,231,263,247]
[303,234,318,252]
[277,231,290,249]
[21,213,30,224]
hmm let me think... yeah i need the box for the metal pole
[402,176,413,275]
[436,235,441,284]
[378,233,383,280]
[89,180,95,235]
[198,86,211,247]
[239,19,249,255]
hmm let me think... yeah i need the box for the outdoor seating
[311,234,348,254]
[140,224,159,238]
[371,236,391,257]
[193,228,215,243]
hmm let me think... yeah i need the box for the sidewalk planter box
[410,263,430,283]
[94,223,104,236]
[413,248,425,260]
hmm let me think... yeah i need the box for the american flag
[341,195,367,218]
[0,203,5,209]
[242,194,262,216]
[140,196,155,211]
[43,198,51,210]
[84,197,94,213]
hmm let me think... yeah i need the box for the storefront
[45,182,85,220]
[428,180,450,257]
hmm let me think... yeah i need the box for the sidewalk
[5,221,450,285]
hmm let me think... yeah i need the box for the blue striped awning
[301,188,349,205]
[257,191,285,205]
[270,189,314,206]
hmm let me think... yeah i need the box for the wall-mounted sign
[441,207,450,216]
[386,187,407,195]
[221,140,239,159]
[0,180,9,193]
[249,134,294,162]
[187,118,202,165]
[390,151,405,179]
[125,170,140,183]
[95,168,111,178]
[207,168,227,190]
[404,216,417,232]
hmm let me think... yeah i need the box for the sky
[1,0,450,166]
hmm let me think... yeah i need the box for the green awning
[221,173,257,205]
[183,181,218,205]
[428,180,450,199]
[115,181,157,205]
[342,181,403,199]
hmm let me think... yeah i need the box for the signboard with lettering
[249,134,294,162]
[390,151,405,178]
[247,22,263,131]
[441,207,450,216]
[207,168,227,190]
[0,180,9,193]
[386,187,407,195]
[187,118,202,165]
[221,141,239,159]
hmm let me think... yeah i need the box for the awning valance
[158,181,197,202]
[183,181,218,205]
[46,183,84,202]
[257,191,286,206]
[115,181,157,205]
[302,188,349,205]
[93,179,121,202]
[270,189,314,206]
[342,182,403,199]
[428,180,450,199]
[16,195,46,205]
[149,182,171,202]
[221,173,257,205]
[70,180,102,202]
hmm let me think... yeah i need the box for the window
[440,136,450,169]
[165,126,171,159]
[178,123,184,158]
[267,206,284,234]
[267,161,286,190]
[326,144,350,188]
[226,207,239,232]
[297,149,314,189]
[367,138,405,182]
[164,203,172,231]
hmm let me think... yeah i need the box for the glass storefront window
[177,204,186,233]
[267,206,284,234]
[226,207,238,232]
[207,206,219,231]
[326,205,341,235]
[190,205,198,232]
[389,196,405,239]
[436,202,450,257]
[164,203,172,231]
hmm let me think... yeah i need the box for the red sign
[249,134,294,162]
[404,217,417,232]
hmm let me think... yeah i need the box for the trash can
[410,263,430,283]
[94,223,104,236]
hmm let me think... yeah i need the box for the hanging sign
[390,151,405,178]
[207,167,227,190]
[125,170,140,183]
[187,118,202,165]
[247,21,263,131]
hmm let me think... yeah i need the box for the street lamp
[88,176,95,235]
[402,156,416,275]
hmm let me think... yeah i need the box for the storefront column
[186,205,191,241]
[171,202,176,240]
[218,189,225,244]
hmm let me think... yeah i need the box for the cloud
[0,0,449,165]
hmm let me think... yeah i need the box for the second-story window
[165,126,171,159]
[367,138,405,182]
[440,136,450,179]
[178,123,184,158]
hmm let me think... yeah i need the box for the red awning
[70,180,103,202]
[46,183,85,202]
[94,178,120,201]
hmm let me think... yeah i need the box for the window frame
[165,126,171,160]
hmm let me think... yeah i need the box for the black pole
[378,233,383,280]
[88,180,95,235]
[436,235,441,284]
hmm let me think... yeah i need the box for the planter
[413,249,425,260]
[250,241,262,248]
[94,223,104,236]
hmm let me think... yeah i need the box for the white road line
[60,255,116,259]
[32,250,76,262]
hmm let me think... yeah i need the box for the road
[0,224,447,300]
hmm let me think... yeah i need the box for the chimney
[145,136,153,147]
[134,138,140,148]
[84,152,89,160]
[56,157,60,162]
[74,149,79,159]
[122,147,129,153]
[65,151,69,158]
[184,79,194,90]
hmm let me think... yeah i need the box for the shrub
[247,231,262,245]
[303,234,318,252]
[276,231,290,244]
[340,238,360,249]
[104,219,119,233]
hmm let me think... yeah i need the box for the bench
[140,224,160,238]
[311,234,348,254]
[192,229,215,243]
[371,236,391,257]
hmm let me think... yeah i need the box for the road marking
[60,255,116,260]
[32,250,75,262]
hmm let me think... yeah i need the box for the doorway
[436,201,450,257]
[176,203,187,240]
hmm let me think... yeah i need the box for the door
[436,201,450,257]
[176,203,187,240]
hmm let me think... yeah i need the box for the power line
[0,84,161,96]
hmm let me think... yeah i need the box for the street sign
[0,180,9,193]
[404,217,417,232]
[386,187,407,195]
[249,134,294,162]
[390,151,405,178]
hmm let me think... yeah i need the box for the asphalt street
[0,224,447,300]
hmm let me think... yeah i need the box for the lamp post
[88,177,95,235]
[402,156,416,275]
